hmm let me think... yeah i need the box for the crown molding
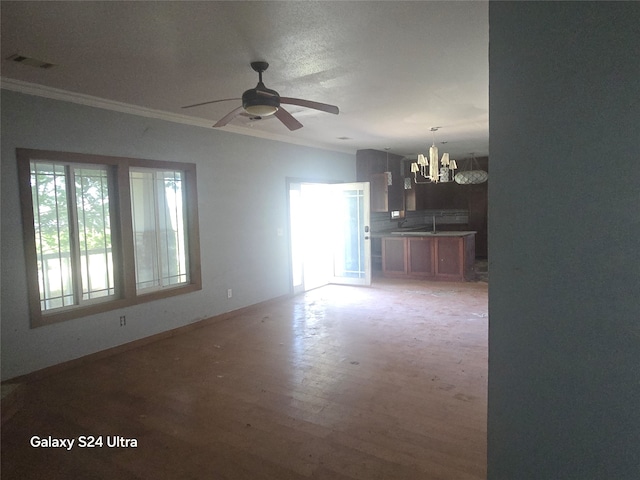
[0,77,354,154]
[0,77,214,129]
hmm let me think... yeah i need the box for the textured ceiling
[0,1,488,159]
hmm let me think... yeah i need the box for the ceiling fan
[182,61,339,131]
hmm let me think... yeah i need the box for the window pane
[333,189,365,279]
[130,169,189,292]
[159,171,188,286]
[31,162,75,310]
[75,167,115,300]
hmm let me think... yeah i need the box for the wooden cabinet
[382,234,475,281]
[407,237,435,277]
[370,173,389,212]
[381,236,407,275]
[405,182,468,211]
[434,236,463,281]
[356,149,404,213]
[404,180,427,212]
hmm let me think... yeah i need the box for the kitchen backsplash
[371,209,469,233]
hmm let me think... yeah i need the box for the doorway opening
[288,181,370,293]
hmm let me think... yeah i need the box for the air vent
[7,54,56,69]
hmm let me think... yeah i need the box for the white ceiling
[0,1,488,158]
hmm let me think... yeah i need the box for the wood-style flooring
[1,277,488,479]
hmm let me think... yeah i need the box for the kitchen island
[381,230,476,281]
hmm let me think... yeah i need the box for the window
[30,162,115,311]
[130,168,188,292]
[17,149,201,327]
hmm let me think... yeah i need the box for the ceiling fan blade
[280,97,339,115]
[181,98,241,109]
[275,107,303,131]
[213,106,245,127]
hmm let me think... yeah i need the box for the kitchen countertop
[385,230,476,237]
[372,225,476,238]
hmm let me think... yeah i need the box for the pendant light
[384,147,392,186]
[454,153,488,184]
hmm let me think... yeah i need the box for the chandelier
[410,128,457,184]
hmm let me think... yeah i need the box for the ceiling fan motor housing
[193,60,338,129]
[242,83,280,116]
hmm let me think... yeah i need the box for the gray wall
[488,2,640,479]
[1,90,355,380]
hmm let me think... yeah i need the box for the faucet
[398,219,408,228]
[432,214,438,233]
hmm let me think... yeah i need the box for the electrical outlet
[119,315,126,327]
[227,289,232,299]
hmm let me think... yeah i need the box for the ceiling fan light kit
[243,102,278,117]
[241,62,279,116]
[182,61,339,131]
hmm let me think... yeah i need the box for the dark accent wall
[488,2,640,478]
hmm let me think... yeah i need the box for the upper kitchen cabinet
[405,179,464,211]
[369,172,390,212]
[356,149,404,213]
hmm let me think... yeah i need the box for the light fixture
[384,148,392,186]
[410,128,457,184]
[454,153,488,184]
[244,104,278,116]
[242,82,279,116]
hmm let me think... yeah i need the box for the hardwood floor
[1,278,488,479]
